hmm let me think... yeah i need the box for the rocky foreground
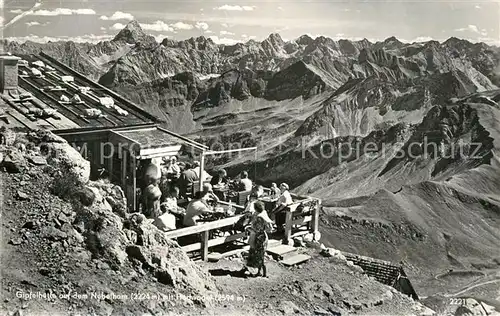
[0,128,217,315]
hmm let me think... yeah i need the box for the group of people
[182,170,256,227]
[140,157,294,278]
[140,156,210,231]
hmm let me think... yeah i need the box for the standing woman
[245,201,274,277]
[143,178,162,219]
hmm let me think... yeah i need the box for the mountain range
[4,20,500,303]
[4,20,500,135]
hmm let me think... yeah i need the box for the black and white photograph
[0,0,500,315]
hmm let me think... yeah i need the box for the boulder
[105,185,127,216]
[278,300,306,315]
[2,148,27,173]
[47,142,90,183]
[47,142,90,198]
[27,129,66,144]
[80,205,129,269]
[455,299,494,316]
[127,220,217,293]
[42,225,68,241]
[28,156,47,166]
[16,190,30,201]
[303,233,314,243]
[76,187,96,206]
[321,248,347,263]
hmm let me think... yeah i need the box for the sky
[0,0,499,46]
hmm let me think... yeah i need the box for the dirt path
[446,279,500,297]
[198,251,429,316]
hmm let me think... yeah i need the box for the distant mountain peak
[265,33,284,44]
[443,37,475,48]
[113,20,149,44]
[384,36,401,43]
[296,34,314,46]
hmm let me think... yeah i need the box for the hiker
[270,183,293,232]
[183,184,219,227]
[242,201,273,277]
[143,178,162,219]
[238,171,253,192]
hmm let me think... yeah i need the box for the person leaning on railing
[270,183,293,233]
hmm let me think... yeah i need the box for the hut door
[120,149,138,212]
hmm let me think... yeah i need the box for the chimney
[0,55,21,94]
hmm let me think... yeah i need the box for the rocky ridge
[4,21,500,135]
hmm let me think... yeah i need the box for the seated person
[153,205,177,232]
[238,171,253,192]
[210,169,228,201]
[160,186,186,217]
[244,185,265,214]
[183,184,220,227]
[165,156,181,180]
[192,161,211,181]
[210,169,228,186]
[234,185,265,233]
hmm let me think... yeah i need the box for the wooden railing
[165,195,321,261]
[283,196,321,241]
[165,202,246,260]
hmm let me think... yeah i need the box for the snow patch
[198,73,221,81]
